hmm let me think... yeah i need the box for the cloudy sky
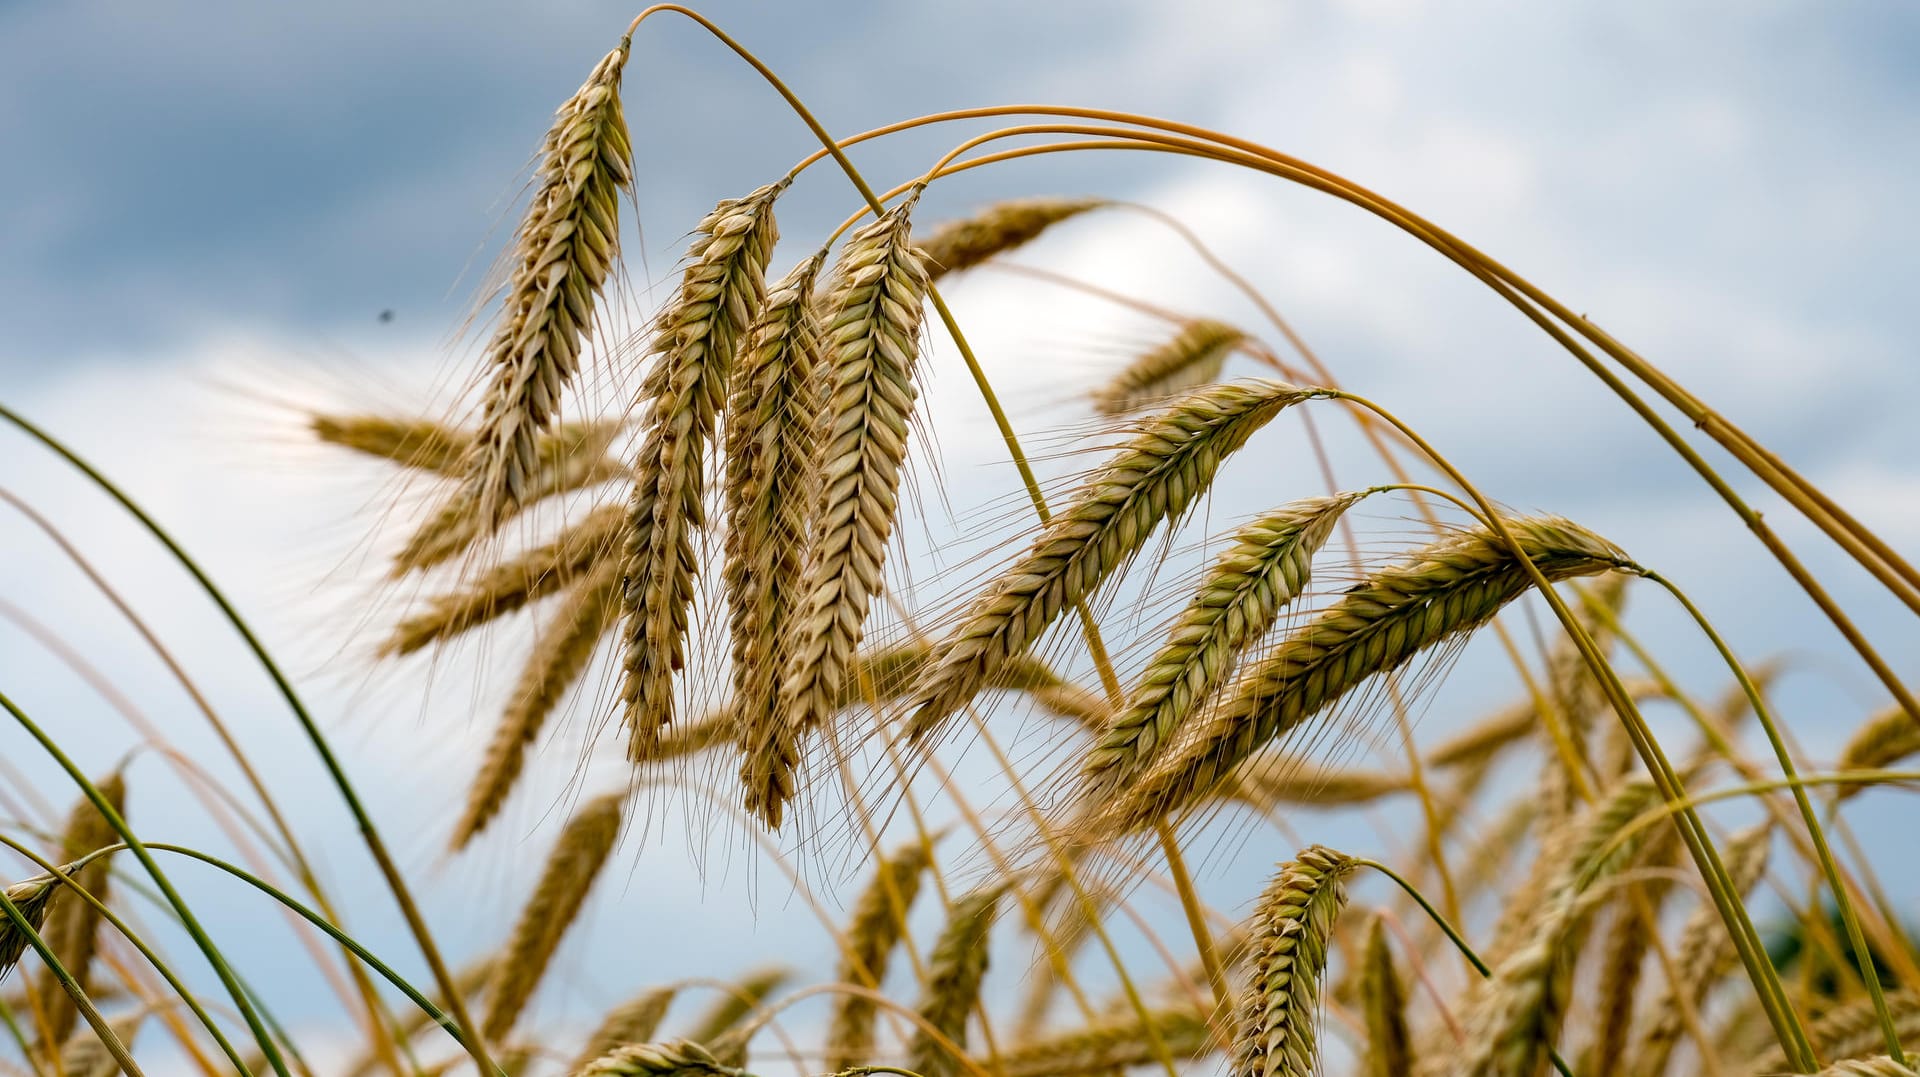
[2,0,1917,1065]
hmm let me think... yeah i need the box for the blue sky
[2,0,1917,1064]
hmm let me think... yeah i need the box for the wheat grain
[766,192,930,829]
[908,379,1322,748]
[573,1040,745,1077]
[914,197,1105,280]
[1360,914,1413,1077]
[1092,318,1246,416]
[827,842,931,1071]
[52,1012,142,1077]
[1232,845,1355,1077]
[907,884,1006,1077]
[466,39,632,526]
[34,773,125,1049]
[482,792,623,1041]
[572,988,677,1074]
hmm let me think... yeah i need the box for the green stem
[0,879,142,1077]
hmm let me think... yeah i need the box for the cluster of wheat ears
[4,9,1919,1077]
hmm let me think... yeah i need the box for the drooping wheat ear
[0,872,61,979]
[571,988,678,1075]
[997,1005,1216,1077]
[397,420,624,574]
[764,191,930,829]
[1452,778,1665,1077]
[1360,914,1413,1077]
[312,414,471,472]
[1838,705,1920,790]
[907,883,1007,1077]
[826,842,932,1071]
[1631,822,1770,1077]
[53,1012,142,1077]
[620,182,785,762]
[1214,753,1407,814]
[382,503,622,657]
[482,792,623,1042]
[35,773,126,1048]
[451,558,622,850]
[1232,845,1356,1077]
[1537,574,1629,827]
[725,252,828,818]
[914,196,1105,281]
[1812,1058,1920,1077]
[467,38,632,527]
[573,1040,746,1077]
[1084,492,1362,794]
[908,379,1322,748]
[681,966,788,1051]
[1093,515,1630,840]
[1092,318,1247,417]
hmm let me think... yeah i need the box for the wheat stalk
[466,39,632,526]
[482,792,623,1042]
[1092,515,1630,838]
[1092,318,1246,416]
[915,196,1105,280]
[451,558,622,850]
[907,379,1322,747]
[620,182,784,762]
[906,884,1006,1077]
[1232,845,1355,1077]
[765,192,930,829]
[826,842,931,1071]
[573,1040,745,1077]
[996,1005,1215,1077]
[33,774,125,1049]
[1084,492,1362,794]
[1360,914,1413,1077]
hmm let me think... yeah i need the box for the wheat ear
[907,884,1007,1077]
[451,559,622,850]
[573,1040,745,1077]
[1094,515,1629,839]
[725,252,828,819]
[826,842,931,1071]
[312,414,470,472]
[681,966,788,1052]
[1753,993,1920,1074]
[915,196,1105,280]
[1092,318,1247,416]
[1838,706,1920,790]
[619,183,784,761]
[33,773,126,1048]
[1084,493,1361,793]
[765,192,930,829]
[0,872,61,979]
[1360,914,1413,1077]
[907,379,1321,747]
[1232,845,1356,1077]
[1812,1056,1920,1077]
[571,988,677,1075]
[53,1012,142,1077]
[1215,754,1407,814]
[381,504,622,656]
[482,792,623,1041]
[467,39,631,525]
[998,1006,1216,1077]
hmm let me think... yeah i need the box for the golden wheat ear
[0,871,63,979]
[570,988,678,1074]
[619,181,784,762]
[1232,846,1355,1077]
[914,196,1106,280]
[466,38,632,527]
[1092,317,1247,416]
[825,841,931,1070]
[32,772,126,1048]
[906,883,1008,1077]
[572,1040,746,1077]
[998,1006,1219,1077]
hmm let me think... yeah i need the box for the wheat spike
[725,252,828,820]
[907,884,1006,1077]
[1360,914,1413,1077]
[1838,706,1920,797]
[0,872,61,980]
[619,183,784,762]
[482,792,623,1042]
[996,1005,1216,1077]
[1093,515,1630,839]
[1232,845,1355,1077]
[571,988,677,1074]
[382,504,622,656]
[914,196,1105,280]
[312,414,470,472]
[33,773,126,1049]
[1812,1056,1920,1077]
[467,39,632,525]
[451,559,621,850]
[680,966,787,1053]
[826,842,931,1071]
[1092,318,1246,416]
[908,379,1322,748]
[573,1040,745,1077]
[1085,493,1361,793]
[766,192,930,829]
[1214,753,1407,813]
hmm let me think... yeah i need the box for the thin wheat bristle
[620,182,784,763]
[482,792,623,1042]
[1093,515,1630,839]
[451,559,622,850]
[573,1040,745,1077]
[764,192,931,830]
[571,988,677,1075]
[1084,493,1362,793]
[382,503,622,657]
[914,196,1105,280]
[908,379,1322,749]
[1232,845,1356,1077]
[467,39,632,526]
[1092,318,1247,416]
[0,872,61,980]
[907,883,1006,1077]
[826,842,931,1071]
[725,252,828,822]
[34,773,126,1048]
[1360,914,1413,1077]
[996,1005,1216,1077]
